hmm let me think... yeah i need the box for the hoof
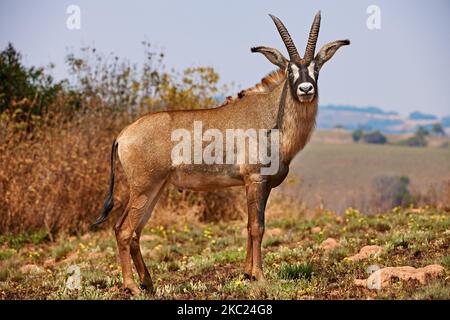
[252,270,266,282]
[243,273,252,280]
[123,285,140,296]
[140,283,155,294]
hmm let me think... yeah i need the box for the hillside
[317,105,449,134]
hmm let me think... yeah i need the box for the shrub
[362,130,387,144]
[372,175,413,212]
[398,126,429,147]
[431,123,446,136]
[352,129,363,142]
[0,43,64,129]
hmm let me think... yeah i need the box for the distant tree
[416,126,429,137]
[0,43,63,121]
[398,127,428,147]
[363,130,387,144]
[440,141,450,149]
[431,123,446,136]
[352,128,363,142]
[442,116,450,128]
[372,175,413,211]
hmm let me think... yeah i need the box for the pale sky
[1,0,449,116]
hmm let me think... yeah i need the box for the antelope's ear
[251,46,288,69]
[314,39,350,70]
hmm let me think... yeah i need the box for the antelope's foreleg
[244,221,253,279]
[245,179,271,281]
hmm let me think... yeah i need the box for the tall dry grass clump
[0,112,124,234]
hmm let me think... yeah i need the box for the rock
[320,238,339,251]
[347,245,383,262]
[353,279,367,287]
[59,252,78,264]
[355,264,445,289]
[43,259,56,268]
[81,233,91,241]
[311,227,322,234]
[86,252,104,260]
[266,228,283,237]
[20,264,44,274]
[140,234,159,242]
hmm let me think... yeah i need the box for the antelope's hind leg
[114,180,166,295]
[130,180,167,293]
[114,200,143,295]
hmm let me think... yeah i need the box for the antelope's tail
[91,140,118,228]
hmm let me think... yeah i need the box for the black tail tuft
[91,140,118,229]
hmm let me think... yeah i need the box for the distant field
[280,136,450,213]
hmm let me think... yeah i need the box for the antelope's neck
[278,83,318,164]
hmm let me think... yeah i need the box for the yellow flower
[233,279,245,289]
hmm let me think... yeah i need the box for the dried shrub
[371,175,413,212]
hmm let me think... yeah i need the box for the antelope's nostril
[299,83,313,93]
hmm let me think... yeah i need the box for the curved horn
[269,14,301,62]
[304,11,321,62]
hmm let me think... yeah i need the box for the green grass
[0,249,16,261]
[0,207,448,300]
[278,263,314,280]
[0,230,50,249]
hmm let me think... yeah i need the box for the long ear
[315,39,350,70]
[251,46,288,69]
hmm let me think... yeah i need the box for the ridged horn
[304,11,321,62]
[269,14,301,62]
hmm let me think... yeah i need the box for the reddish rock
[347,245,383,262]
[320,238,339,251]
[355,264,445,289]
[20,264,44,274]
[140,234,160,242]
[311,227,322,234]
[43,259,56,268]
[266,228,283,237]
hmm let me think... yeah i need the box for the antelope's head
[252,12,350,103]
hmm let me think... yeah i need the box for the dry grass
[0,110,247,236]
[0,113,121,235]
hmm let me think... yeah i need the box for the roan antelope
[92,11,349,294]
